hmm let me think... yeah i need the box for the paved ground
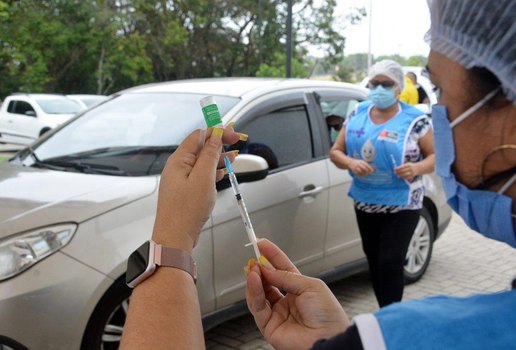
[205,213,516,349]
[0,143,23,160]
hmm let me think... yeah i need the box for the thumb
[260,266,319,296]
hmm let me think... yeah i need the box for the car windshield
[79,97,107,107]
[36,98,84,114]
[18,92,240,176]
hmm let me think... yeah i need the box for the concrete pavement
[205,213,516,349]
[0,143,23,160]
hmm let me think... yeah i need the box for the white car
[0,78,452,349]
[0,93,84,145]
[66,94,108,109]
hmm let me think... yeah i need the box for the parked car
[66,94,108,109]
[0,93,84,145]
[0,78,452,349]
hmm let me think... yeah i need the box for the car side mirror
[216,154,269,191]
[233,154,269,182]
[25,110,37,117]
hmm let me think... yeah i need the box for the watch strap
[154,243,197,284]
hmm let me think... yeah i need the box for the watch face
[126,241,153,287]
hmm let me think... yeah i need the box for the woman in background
[329,59,435,307]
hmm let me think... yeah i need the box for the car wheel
[81,277,132,350]
[404,207,435,284]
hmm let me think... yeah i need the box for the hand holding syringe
[200,96,261,260]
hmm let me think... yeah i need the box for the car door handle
[299,185,323,198]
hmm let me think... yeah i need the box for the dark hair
[467,67,505,106]
[406,72,417,82]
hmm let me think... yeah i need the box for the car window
[232,105,313,170]
[318,97,359,144]
[10,100,36,116]
[35,98,83,114]
[319,98,358,120]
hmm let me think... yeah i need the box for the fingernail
[258,255,274,270]
[226,121,236,127]
[210,128,224,146]
[228,150,239,156]
[243,265,250,276]
[218,167,228,174]
[239,133,249,141]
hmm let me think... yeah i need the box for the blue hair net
[427,0,516,104]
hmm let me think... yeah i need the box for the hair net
[368,60,405,91]
[427,0,516,104]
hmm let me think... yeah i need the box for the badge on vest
[378,130,399,142]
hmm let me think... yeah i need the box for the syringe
[200,96,261,260]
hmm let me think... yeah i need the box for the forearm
[120,268,204,349]
[414,154,435,175]
[330,149,355,170]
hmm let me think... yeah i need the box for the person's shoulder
[355,100,373,114]
[399,102,426,118]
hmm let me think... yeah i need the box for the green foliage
[373,54,427,67]
[406,55,427,67]
[256,52,308,78]
[320,53,427,84]
[0,0,364,99]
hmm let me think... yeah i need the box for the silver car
[0,78,452,349]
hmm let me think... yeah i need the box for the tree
[406,55,427,67]
[0,0,362,99]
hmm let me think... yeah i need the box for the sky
[333,0,431,58]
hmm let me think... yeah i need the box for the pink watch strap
[154,243,197,283]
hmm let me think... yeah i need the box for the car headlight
[0,224,77,281]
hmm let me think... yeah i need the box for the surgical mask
[369,86,397,109]
[432,88,516,248]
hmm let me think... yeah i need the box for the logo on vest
[349,127,365,138]
[378,130,399,142]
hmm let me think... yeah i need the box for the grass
[0,155,9,163]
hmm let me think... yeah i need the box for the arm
[330,126,374,176]
[394,127,435,180]
[120,127,241,349]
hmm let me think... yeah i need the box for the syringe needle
[225,158,260,259]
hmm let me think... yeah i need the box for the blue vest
[345,101,425,206]
[375,290,516,350]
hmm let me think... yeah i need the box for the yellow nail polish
[226,121,236,127]
[239,133,249,141]
[243,265,250,276]
[212,128,224,138]
[258,255,273,270]
[230,150,239,156]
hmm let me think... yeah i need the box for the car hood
[42,114,76,127]
[0,162,158,238]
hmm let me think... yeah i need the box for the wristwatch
[126,240,197,288]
